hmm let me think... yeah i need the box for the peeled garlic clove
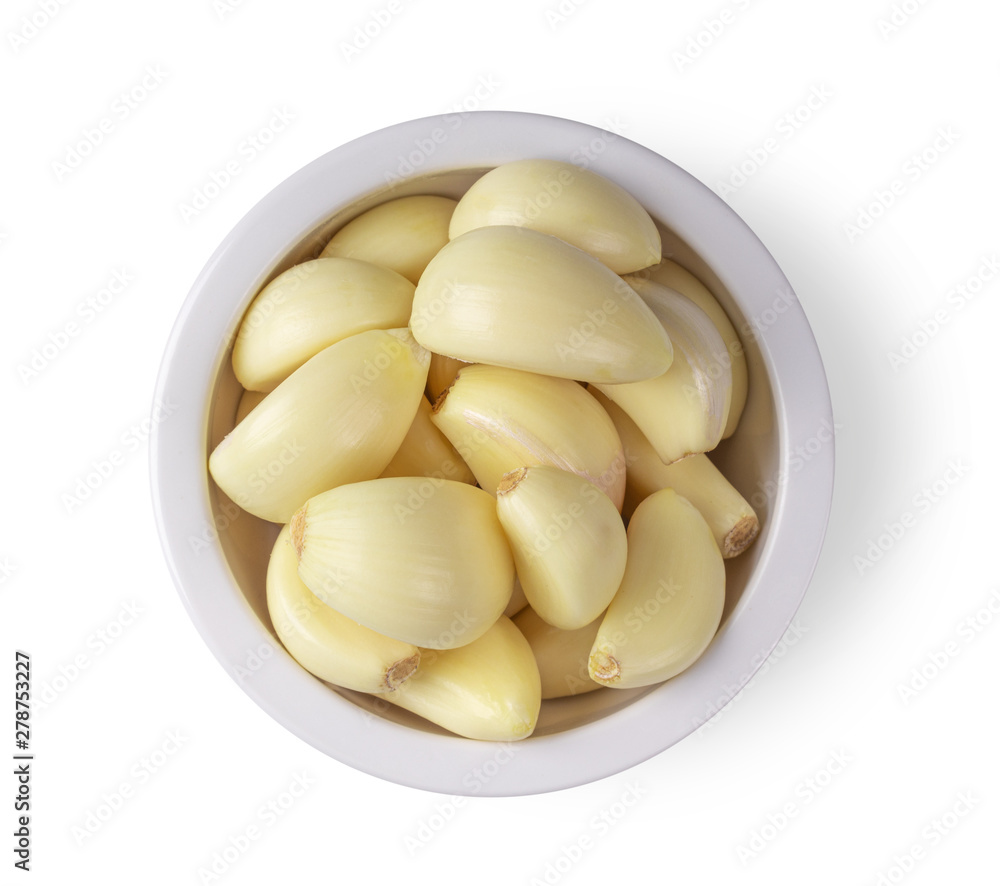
[320,195,457,284]
[513,606,603,699]
[636,452,759,558]
[503,574,529,619]
[589,489,725,689]
[591,389,759,557]
[449,159,661,274]
[379,396,477,485]
[384,616,541,741]
[431,364,627,510]
[209,328,429,524]
[232,258,415,393]
[627,261,748,438]
[593,280,731,464]
[235,388,266,425]
[291,477,513,650]
[411,226,673,384]
[426,352,471,401]
[266,525,420,693]
[497,466,626,630]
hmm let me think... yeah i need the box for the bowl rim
[150,110,835,797]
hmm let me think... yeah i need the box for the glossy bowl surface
[151,111,834,796]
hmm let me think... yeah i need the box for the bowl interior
[205,168,779,738]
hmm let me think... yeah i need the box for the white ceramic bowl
[151,111,834,796]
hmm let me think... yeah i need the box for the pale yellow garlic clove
[235,388,267,425]
[512,606,603,699]
[430,364,627,510]
[503,574,529,619]
[232,258,415,392]
[208,328,429,523]
[379,397,477,485]
[589,489,725,689]
[410,226,673,384]
[266,525,420,693]
[320,195,457,285]
[593,280,732,465]
[425,352,471,401]
[627,260,748,438]
[384,616,541,741]
[497,466,626,630]
[291,477,513,650]
[449,159,661,274]
[591,389,759,557]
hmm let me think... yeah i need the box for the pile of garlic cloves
[209,159,760,741]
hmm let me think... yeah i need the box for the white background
[3,0,998,883]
